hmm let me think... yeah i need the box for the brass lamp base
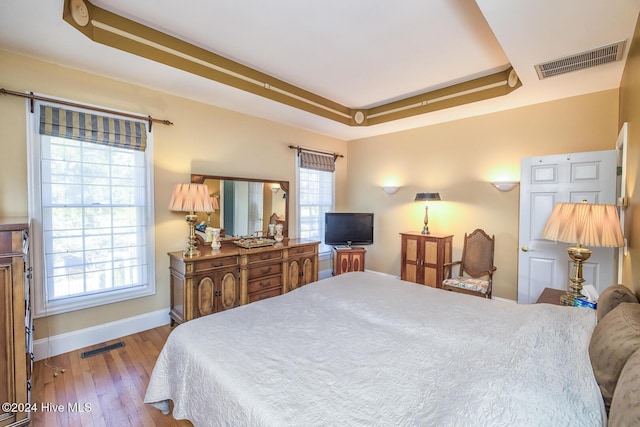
[421,205,430,234]
[560,244,591,305]
[560,293,581,306]
[183,213,201,258]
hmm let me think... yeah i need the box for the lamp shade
[168,183,213,213]
[542,202,624,247]
[415,192,441,201]
[209,196,219,211]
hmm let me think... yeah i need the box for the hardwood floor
[31,325,193,427]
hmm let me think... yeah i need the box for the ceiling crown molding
[63,0,521,127]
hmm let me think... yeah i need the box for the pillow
[597,285,638,322]
[609,347,640,427]
[588,302,640,410]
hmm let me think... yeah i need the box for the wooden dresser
[332,247,366,275]
[169,239,319,325]
[400,232,453,288]
[0,218,32,427]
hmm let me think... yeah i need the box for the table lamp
[169,183,213,257]
[206,195,219,225]
[414,192,441,234]
[542,200,624,305]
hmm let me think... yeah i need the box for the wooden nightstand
[536,287,568,306]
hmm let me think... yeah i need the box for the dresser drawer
[247,250,283,264]
[193,256,238,273]
[247,275,282,294]
[247,287,282,304]
[247,262,282,279]
[288,244,316,256]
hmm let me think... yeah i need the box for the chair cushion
[588,302,640,410]
[442,277,489,294]
[609,347,640,427]
[597,284,638,322]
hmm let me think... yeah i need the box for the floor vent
[534,40,626,79]
[80,341,125,359]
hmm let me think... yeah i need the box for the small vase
[274,224,284,242]
[205,227,214,243]
[210,228,221,250]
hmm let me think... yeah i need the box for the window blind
[299,151,335,172]
[39,105,147,151]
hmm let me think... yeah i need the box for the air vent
[80,341,125,358]
[534,40,626,79]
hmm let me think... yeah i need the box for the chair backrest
[459,229,495,278]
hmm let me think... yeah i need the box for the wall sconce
[490,181,519,192]
[381,186,400,194]
[271,185,280,194]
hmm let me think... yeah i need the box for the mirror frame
[191,174,290,237]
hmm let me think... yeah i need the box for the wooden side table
[535,287,568,306]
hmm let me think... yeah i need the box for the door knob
[521,246,530,252]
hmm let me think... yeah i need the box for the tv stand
[332,246,366,275]
[333,244,352,250]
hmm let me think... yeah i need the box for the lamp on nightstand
[205,195,219,225]
[542,200,624,305]
[414,192,441,234]
[169,183,214,258]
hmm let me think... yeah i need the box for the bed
[145,271,626,426]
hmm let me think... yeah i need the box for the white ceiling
[1,0,638,140]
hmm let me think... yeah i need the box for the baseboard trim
[492,296,516,303]
[319,268,333,280]
[33,308,171,361]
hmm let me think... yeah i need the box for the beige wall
[0,47,628,338]
[619,14,640,295]
[0,50,347,339]
[346,90,619,300]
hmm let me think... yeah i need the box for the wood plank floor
[31,325,193,427]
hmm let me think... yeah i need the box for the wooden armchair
[442,229,496,298]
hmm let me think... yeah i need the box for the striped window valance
[39,105,147,151]
[300,151,336,172]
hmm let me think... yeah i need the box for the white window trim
[26,97,156,318]
[294,154,335,257]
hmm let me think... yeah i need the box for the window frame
[27,99,156,318]
[295,155,335,257]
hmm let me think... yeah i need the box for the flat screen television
[324,212,374,246]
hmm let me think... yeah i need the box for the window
[296,151,335,255]
[28,102,155,316]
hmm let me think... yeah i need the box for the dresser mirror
[191,174,289,238]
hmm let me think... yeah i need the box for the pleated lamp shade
[210,196,219,211]
[168,183,213,214]
[542,202,624,247]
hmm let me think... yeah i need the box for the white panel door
[518,150,617,304]
[616,123,628,279]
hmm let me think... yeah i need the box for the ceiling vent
[534,40,626,79]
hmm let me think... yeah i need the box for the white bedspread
[145,271,605,426]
